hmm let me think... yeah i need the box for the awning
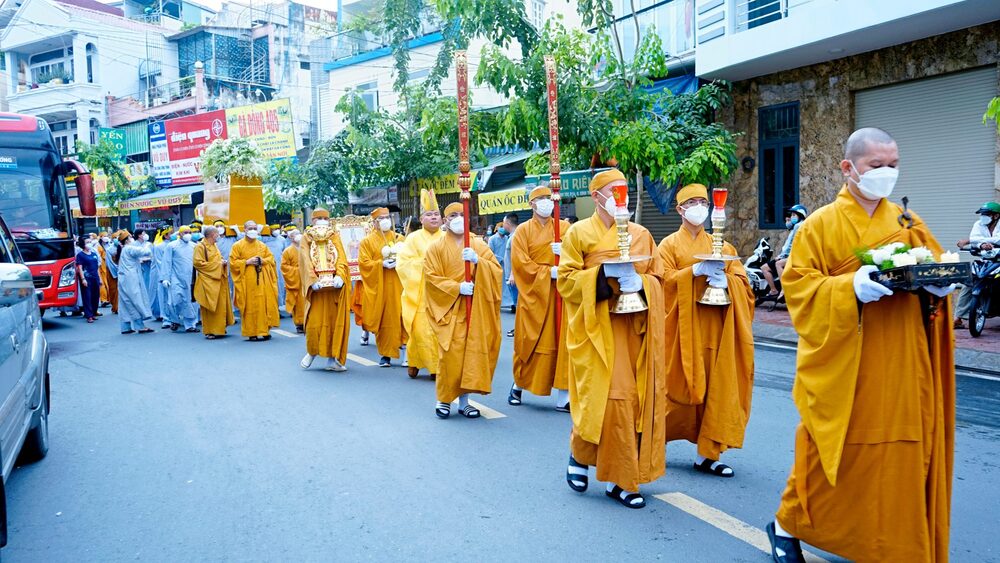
[647,74,699,96]
[120,185,204,211]
[477,182,530,215]
[408,148,542,197]
[475,148,544,189]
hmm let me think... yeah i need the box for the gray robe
[117,243,153,322]
[162,239,198,321]
[263,235,288,306]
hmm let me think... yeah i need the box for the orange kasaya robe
[192,241,235,336]
[352,279,365,327]
[229,237,280,338]
[97,243,109,304]
[397,228,445,373]
[423,234,502,403]
[358,229,406,358]
[300,229,351,362]
[776,187,955,563]
[658,227,755,460]
[511,216,571,396]
[558,212,666,492]
[281,244,305,327]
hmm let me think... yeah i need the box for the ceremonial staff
[456,51,473,326]
[544,56,562,338]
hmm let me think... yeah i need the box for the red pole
[456,51,473,328]
[545,56,562,341]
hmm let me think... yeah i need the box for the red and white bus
[0,113,95,312]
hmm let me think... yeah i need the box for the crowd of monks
[76,127,955,563]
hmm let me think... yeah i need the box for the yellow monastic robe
[397,228,444,373]
[192,241,235,336]
[658,227,755,459]
[423,235,502,403]
[358,229,406,358]
[511,216,571,396]
[97,244,109,303]
[352,279,365,327]
[281,244,305,327]
[229,237,280,338]
[558,212,666,491]
[776,187,954,562]
[300,229,351,362]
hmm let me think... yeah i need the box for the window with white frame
[530,0,545,28]
[29,47,73,84]
[355,81,379,111]
[408,68,430,84]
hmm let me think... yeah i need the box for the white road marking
[467,400,506,419]
[346,353,378,367]
[654,492,829,563]
[957,370,1000,382]
[270,329,299,338]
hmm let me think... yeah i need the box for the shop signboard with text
[224,99,297,160]
[165,110,228,186]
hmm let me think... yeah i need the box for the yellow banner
[409,171,480,196]
[118,193,193,211]
[225,99,297,160]
[478,187,530,215]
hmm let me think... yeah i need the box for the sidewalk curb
[753,322,1000,377]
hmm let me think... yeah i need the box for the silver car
[0,215,50,550]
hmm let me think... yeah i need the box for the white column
[76,105,92,148]
[5,52,16,96]
[72,35,88,84]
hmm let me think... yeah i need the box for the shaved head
[845,127,896,161]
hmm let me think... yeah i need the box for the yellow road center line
[467,400,506,419]
[346,353,378,367]
[270,329,299,338]
[654,493,829,563]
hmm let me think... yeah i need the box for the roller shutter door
[855,67,998,250]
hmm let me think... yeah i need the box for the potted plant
[200,137,268,182]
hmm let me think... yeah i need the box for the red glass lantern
[712,188,729,209]
[611,182,629,207]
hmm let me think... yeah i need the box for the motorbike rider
[954,201,999,328]
[761,204,808,301]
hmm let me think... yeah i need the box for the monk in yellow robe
[424,202,502,419]
[509,185,571,410]
[298,208,352,372]
[658,183,755,478]
[229,220,280,341]
[97,231,110,305]
[192,226,235,338]
[559,169,666,509]
[397,189,445,378]
[768,128,955,563]
[358,207,406,367]
[281,229,306,333]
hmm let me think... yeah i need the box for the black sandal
[435,402,450,419]
[605,485,645,509]
[555,402,570,413]
[262,335,272,341]
[694,458,734,478]
[566,455,588,492]
[206,335,217,340]
[458,405,480,418]
[408,367,419,379]
[507,385,522,406]
[249,336,259,342]
[766,521,804,563]
[138,328,154,334]
[120,330,135,335]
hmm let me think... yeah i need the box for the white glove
[603,262,635,278]
[462,247,478,264]
[925,284,958,298]
[692,260,725,278]
[161,279,171,288]
[707,270,728,289]
[332,275,345,289]
[311,282,322,291]
[550,265,558,280]
[459,281,474,296]
[617,271,643,293]
[551,242,561,256]
[854,265,893,303]
[381,246,391,258]
[383,259,397,269]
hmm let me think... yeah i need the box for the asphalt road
[2,311,998,562]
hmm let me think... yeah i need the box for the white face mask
[181,234,192,243]
[850,162,899,200]
[980,215,993,226]
[140,233,149,242]
[448,216,465,234]
[246,230,259,239]
[378,218,392,232]
[101,237,110,244]
[293,234,302,244]
[682,204,709,225]
[597,192,627,216]
[535,199,554,218]
[314,220,330,228]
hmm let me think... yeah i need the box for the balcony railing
[140,78,195,109]
[733,0,815,32]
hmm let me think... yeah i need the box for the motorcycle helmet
[976,201,1000,215]
[788,204,808,220]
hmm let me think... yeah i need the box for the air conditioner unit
[152,98,166,107]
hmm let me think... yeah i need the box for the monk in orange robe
[298,208,352,372]
[358,207,406,367]
[423,202,502,419]
[509,185,571,410]
[658,183,755,478]
[397,189,445,378]
[281,229,306,333]
[767,128,955,563]
[559,169,666,509]
[229,220,280,340]
[97,231,110,305]
[192,225,235,338]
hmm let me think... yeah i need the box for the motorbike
[962,245,1000,337]
[744,237,775,302]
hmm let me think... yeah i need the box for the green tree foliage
[75,139,133,211]
[984,96,1000,133]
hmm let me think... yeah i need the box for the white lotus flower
[891,253,917,267]
[885,242,906,252]
[869,247,894,266]
[907,246,933,263]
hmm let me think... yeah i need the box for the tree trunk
[635,168,643,224]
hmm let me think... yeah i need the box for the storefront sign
[224,99,297,160]
[409,171,480,196]
[92,162,151,195]
[525,168,609,199]
[99,128,127,162]
[149,121,171,187]
[165,110,228,186]
[478,186,530,215]
[119,193,193,211]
